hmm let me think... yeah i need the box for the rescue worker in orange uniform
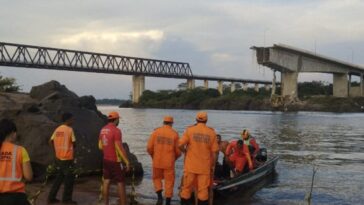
[241,129,260,158]
[99,111,130,205]
[179,112,219,205]
[225,139,253,175]
[0,119,33,205]
[147,116,181,205]
[48,113,77,204]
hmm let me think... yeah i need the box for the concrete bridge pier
[132,75,145,103]
[333,73,348,97]
[361,73,364,96]
[187,79,195,89]
[281,71,298,97]
[254,83,259,92]
[271,71,277,96]
[204,80,209,90]
[231,82,236,92]
[217,81,223,95]
[242,83,248,91]
[348,74,352,96]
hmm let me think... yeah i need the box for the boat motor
[256,148,267,162]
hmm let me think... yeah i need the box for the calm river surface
[99,106,364,205]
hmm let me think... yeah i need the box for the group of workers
[0,110,260,205]
[147,112,261,205]
[0,113,80,205]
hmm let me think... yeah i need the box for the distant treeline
[96,98,127,105]
[137,87,272,110]
[136,81,342,110]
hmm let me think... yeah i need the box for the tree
[177,82,187,90]
[0,75,20,92]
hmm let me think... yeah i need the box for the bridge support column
[361,73,364,96]
[281,71,298,97]
[271,71,276,96]
[348,74,352,96]
[132,75,145,103]
[204,80,209,90]
[333,73,348,97]
[217,81,223,95]
[242,83,248,91]
[254,83,259,92]
[187,79,195,89]
[230,82,236,92]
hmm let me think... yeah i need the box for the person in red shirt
[147,116,181,205]
[98,111,130,205]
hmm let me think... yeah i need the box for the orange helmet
[163,115,174,123]
[196,111,208,122]
[241,129,249,139]
[108,111,120,120]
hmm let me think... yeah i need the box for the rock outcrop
[0,81,143,178]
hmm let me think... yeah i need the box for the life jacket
[53,125,74,160]
[244,139,251,146]
[0,142,25,193]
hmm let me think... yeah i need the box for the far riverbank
[116,88,364,112]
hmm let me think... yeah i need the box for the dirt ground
[26,176,150,205]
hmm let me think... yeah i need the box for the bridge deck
[0,42,274,84]
[251,44,364,75]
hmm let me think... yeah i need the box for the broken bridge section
[251,44,364,98]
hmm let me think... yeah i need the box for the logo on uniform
[0,151,12,161]
[192,134,210,144]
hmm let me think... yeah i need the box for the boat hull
[213,156,279,196]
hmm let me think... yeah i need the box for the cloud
[58,30,164,45]
[211,53,235,63]
[1,0,364,98]
[51,26,165,57]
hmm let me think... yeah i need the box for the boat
[213,155,279,196]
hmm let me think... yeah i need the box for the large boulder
[0,81,143,178]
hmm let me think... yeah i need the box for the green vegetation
[96,98,124,105]
[137,88,272,110]
[298,81,332,98]
[136,81,364,112]
[0,75,20,92]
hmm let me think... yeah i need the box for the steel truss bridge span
[0,42,193,78]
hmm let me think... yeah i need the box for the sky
[1,0,364,99]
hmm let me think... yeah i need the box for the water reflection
[99,107,364,205]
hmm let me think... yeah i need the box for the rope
[27,164,102,205]
[129,167,138,205]
[27,163,137,205]
[27,164,56,205]
[99,176,104,202]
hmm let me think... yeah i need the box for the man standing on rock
[147,116,181,205]
[48,112,77,204]
[99,111,130,205]
[179,112,219,205]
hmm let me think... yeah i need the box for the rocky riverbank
[0,80,143,179]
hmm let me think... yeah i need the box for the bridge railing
[0,42,193,78]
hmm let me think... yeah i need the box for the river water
[98,106,364,205]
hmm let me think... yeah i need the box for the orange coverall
[147,125,181,198]
[179,123,219,201]
[226,140,253,173]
